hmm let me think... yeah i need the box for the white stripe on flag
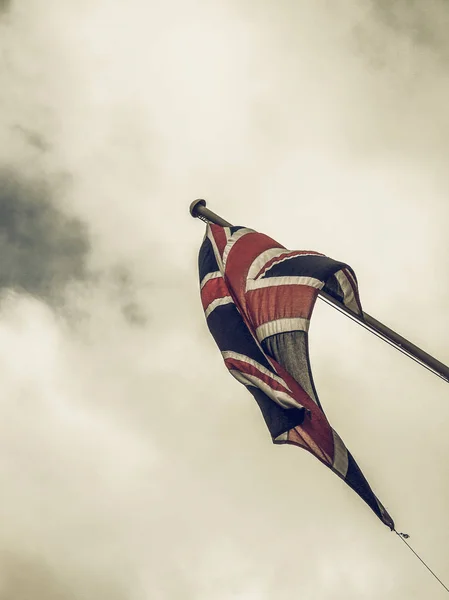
[256,317,310,342]
[259,251,324,274]
[229,369,303,411]
[332,429,349,477]
[207,225,224,272]
[200,271,222,289]
[334,270,359,314]
[247,251,325,289]
[222,228,254,269]
[343,267,358,289]
[246,276,323,291]
[205,296,234,318]
[222,351,289,390]
[247,248,290,281]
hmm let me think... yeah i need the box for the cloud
[0,0,448,598]
[0,0,11,14]
[0,167,150,325]
[0,169,89,302]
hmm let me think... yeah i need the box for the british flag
[199,222,394,529]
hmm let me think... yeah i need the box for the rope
[395,531,449,594]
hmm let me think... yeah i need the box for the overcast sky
[0,1,448,598]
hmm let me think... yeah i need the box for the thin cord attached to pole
[395,531,449,594]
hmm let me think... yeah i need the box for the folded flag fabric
[198,223,394,529]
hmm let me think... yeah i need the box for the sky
[0,0,448,598]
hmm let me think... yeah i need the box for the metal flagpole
[190,199,449,383]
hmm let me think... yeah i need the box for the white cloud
[0,0,448,598]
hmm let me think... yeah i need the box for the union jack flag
[199,223,394,529]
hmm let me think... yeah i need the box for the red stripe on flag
[225,233,283,308]
[255,250,324,280]
[246,285,319,327]
[270,357,334,459]
[224,357,293,396]
[201,277,230,311]
[287,424,333,465]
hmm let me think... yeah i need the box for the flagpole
[190,199,449,383]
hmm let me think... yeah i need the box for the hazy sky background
[0,1,448,598]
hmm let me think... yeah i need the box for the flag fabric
[198,223,394,529]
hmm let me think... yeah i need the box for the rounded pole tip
[190,198,206,218]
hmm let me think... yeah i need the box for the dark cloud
[0,169,90,303]
[14,126,50,153]
[355,0,449,65]
[120,300,147,326]
[372,0,447,46]
[108,264,149,326]
[0,0,11,14]
[0,170,149,324]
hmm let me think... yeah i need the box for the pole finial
[188,199,233,227]
[190,199,207,218]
